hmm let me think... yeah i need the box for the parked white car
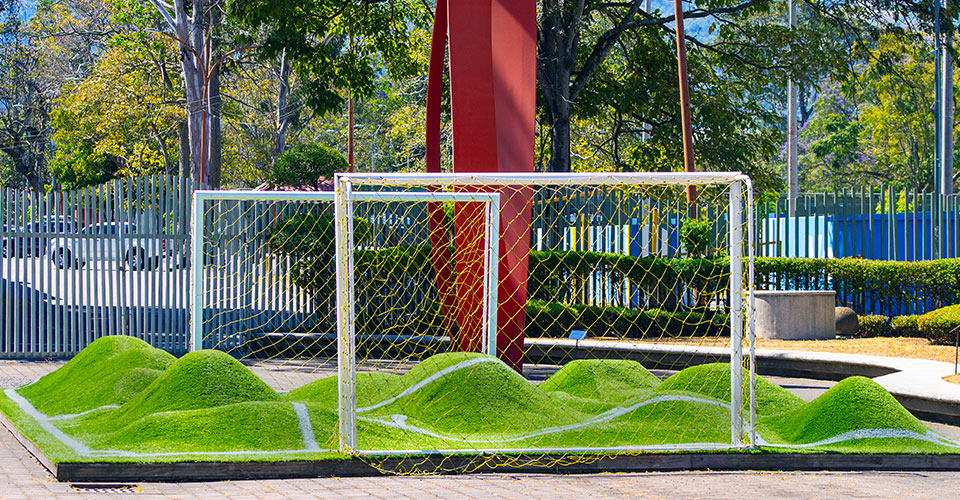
[47,222,171,270]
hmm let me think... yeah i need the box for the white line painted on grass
[356,357,504,413]
[4,389,91,456]
[293,402,321,452]
[48,405,120,421]
[360,394,730,444]
[757,428,960,449]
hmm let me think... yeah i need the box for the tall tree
[142,0,231,187]
[0,0,49,192]
[537,0,848,174]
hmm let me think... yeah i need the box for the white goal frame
[333,179,501,452]
[334,171,757,453]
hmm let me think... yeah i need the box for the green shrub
[271,143,347,188]
[918,305,960,345]
[679,218,713,257]
[857,315,891,338]
[266,213,371,298]
[889,315,922,338]
[525,300,728,338]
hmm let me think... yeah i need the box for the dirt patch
[606,336,960,365]
[944,374,960,385]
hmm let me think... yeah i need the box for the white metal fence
[0,176,195,356]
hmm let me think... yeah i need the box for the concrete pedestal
[754,290,836,340]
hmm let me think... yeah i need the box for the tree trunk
[178,121,190,178]
[548,105,571,173]
[164,0,224,188]
[205,0,223,188]
[274,51,292,162]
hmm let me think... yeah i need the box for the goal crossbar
[337,171,749,187]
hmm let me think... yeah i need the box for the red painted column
[448,0,499,354]
[424,0,458,338]
[490,0,536,371]
[439,0,536,369]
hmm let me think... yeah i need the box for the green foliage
[798,35,957,191]
[890,315,922,338]
[917,305,960,345]
[525,300,728,338]
[48,42,184,189]
[271,143,347,188]
[266,213,371,300]
[679,218,713,257]
[756,257,960,318]
[857,315,892,338]
[230,0,429,116]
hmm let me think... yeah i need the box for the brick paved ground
[3,360,960,499]
[2,422,959,500]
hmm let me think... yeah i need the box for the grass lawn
[1,336,957,465]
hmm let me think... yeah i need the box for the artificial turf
[18,335,175,416]
[0,335,956,464]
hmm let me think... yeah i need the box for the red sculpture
[425,0,536,371]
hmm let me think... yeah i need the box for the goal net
[191,172,756,472]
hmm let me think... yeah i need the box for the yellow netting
[196,174,755,474]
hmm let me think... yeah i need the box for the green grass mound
[283,352,490,410]
[87,401,334,454]
[70,350,280,434]
[539,359,660,401]
[19,335,175,416]
[363,353,587,435]
[284,372,404,409]
[657,363,805,416]
[762,376,928,445]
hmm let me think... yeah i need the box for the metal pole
[942,0,954,196]
[484,194,500,357]
[673,0,698,209]
[744,177,757,448]
[335,177,357,453]
[728,181,744,446]
[189,192,204,352]
[786,0,799,217]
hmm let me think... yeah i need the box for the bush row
[918,305,960,345]
[524,300,729,338]
[531,250,960,317]
[855,315,922,338]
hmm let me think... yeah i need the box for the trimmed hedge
[857,314,925,339]
[918,305,960,345]
[531,251,960,318]
[857,315,892,338]
[525,300,729,338]
[268,240,960,339]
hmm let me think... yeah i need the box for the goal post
[333,178,502,451]
[334,171,757,456]
[188,171,757,467]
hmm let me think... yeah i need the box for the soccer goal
[332,172,757,464]
[189,172,756,470]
